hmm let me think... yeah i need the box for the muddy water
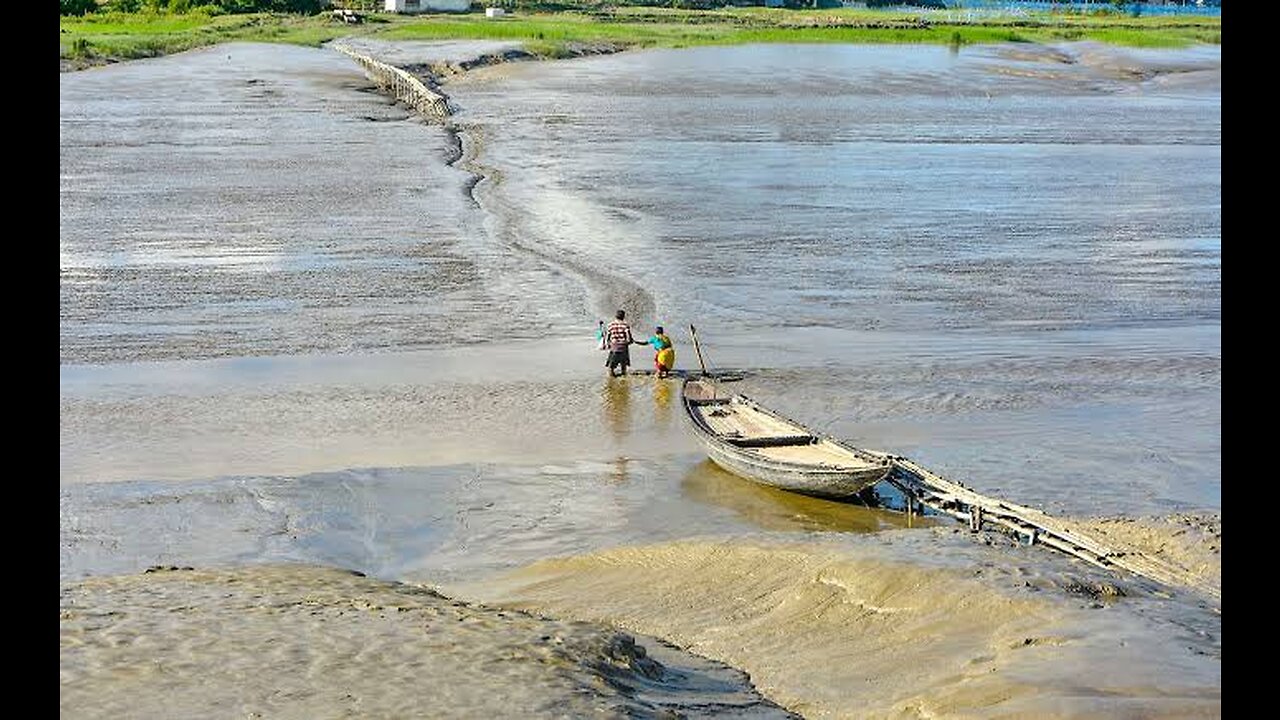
[59,42,575,364]
[445,41,1220,518]
[61,39,1219,717]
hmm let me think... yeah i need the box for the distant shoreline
[59,6,1220,73]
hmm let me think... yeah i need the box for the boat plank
[752,441,883,469]
[681,378,893,500]
[695,404,803,440]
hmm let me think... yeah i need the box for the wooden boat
[681,378,892,499]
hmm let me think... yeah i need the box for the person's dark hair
[616,310,626,320]
[655,326,664,333]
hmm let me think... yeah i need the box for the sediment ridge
[336,40,656,322]
[60,564,796,719]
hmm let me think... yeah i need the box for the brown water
[60,39,1220,717]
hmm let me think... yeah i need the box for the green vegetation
[60,10,361,64]
[79,0,327,12]
[60,3,1220,69]
[379,7,1219,51]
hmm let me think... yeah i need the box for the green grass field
[60,11,356,62]
[59,5,1220,67]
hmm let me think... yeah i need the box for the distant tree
[865,0,944,7]
[61,0,98,15]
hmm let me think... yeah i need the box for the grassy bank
[60,5,1220,69]
[382,7,1219,49]
[59,11,360,67]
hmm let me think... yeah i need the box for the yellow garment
[656,346,675,368]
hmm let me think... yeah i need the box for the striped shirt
[606,320,634,351]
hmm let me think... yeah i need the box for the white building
[385,0,470,12]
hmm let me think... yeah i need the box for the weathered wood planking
[877,453,1219,603]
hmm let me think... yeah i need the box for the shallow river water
[60,39,1220,718]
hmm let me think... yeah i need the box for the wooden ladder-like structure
[877,453,1220,604]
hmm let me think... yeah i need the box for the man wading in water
[605,310,644,378]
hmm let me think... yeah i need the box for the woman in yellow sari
[646,326,676,378]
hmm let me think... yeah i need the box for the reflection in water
[608,456,630,485]
[601,377,632,441]
[652,378,674,431]
[680,460,928,534]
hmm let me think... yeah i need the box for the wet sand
[465,537,1220,719]
[60,522,1220,719]
[1076,513,1222,598]
[61,564,795,719]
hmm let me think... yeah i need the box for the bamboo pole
[689,324,710,378]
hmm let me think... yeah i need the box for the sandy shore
[466,537,1221,719]
[1075,512,1222,599]
[59,525,1221,719]
[60,564,794,719]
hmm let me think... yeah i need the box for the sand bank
[1075,512,1221,599]
[60,564,794,719]
[467,538,1220,719]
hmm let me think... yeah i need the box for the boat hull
[694,433,889,499]
[681,379,891,500]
